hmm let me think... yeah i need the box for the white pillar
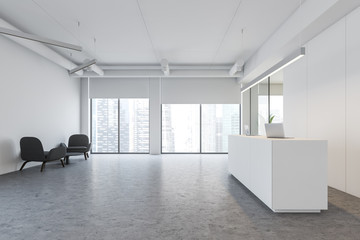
[80,77,90,136]
[149,77,161,154]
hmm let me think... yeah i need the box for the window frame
[90,98,150,154]
[161,104,241,154]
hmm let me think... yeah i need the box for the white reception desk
[228,135,327,213]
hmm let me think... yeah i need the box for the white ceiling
[0,0,303,66]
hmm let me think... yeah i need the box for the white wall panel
[161,78,241,104]
[307,19,346,191]
[283,55,308,138]
[0,36,80,174]
[345,7,360,197]
[90,78,149,98]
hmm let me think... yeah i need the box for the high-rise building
[92,99,119,153]
[92,98,149,153]
[162,104,175,152]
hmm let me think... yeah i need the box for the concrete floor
[0,154,360,240]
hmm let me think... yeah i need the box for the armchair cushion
[69,134,89,148]
[67,146,87,153]
[20,137,46,162]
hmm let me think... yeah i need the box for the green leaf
[269,114,275,123]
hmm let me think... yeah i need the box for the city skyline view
[92,99,240,153]
[162,104,240,153]
[92,98,149,153]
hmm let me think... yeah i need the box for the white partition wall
[345,8,360,198]
[283,6,360,197]
[307,19,346,191]
[283,57,307,138]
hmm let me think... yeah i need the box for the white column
[149,78,161,154]
[80,77,90,136]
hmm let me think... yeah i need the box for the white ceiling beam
[69,59,96,74]
[100,65,232,70]
[241,47,305,92]
[241,0,360,83]
[90,64,104,76]
[0,27,82,51]
[229,59,244,76]
[0,18,83,75]
[160,59,170,76]
[69,69,243,78]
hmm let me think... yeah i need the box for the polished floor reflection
[0,154,360,240]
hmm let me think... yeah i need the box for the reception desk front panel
[228,135,327,213]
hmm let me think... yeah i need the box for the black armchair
[20,137,66,172]
[67,134,91,160]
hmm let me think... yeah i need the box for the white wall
[345,8,360,198]
[307,19,346,191]
[0,36,80,174]
[283,57,307,138]
[283,7,360,197]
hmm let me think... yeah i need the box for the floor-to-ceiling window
[202,104,240,152]
[120,99,149,153]
[91,99,119,153]
[162,104,240,153]
[91,98,149,153]
[162,104,200,153]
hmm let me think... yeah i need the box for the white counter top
[230,135,323,141]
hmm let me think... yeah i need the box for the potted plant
[269,114,275,123]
